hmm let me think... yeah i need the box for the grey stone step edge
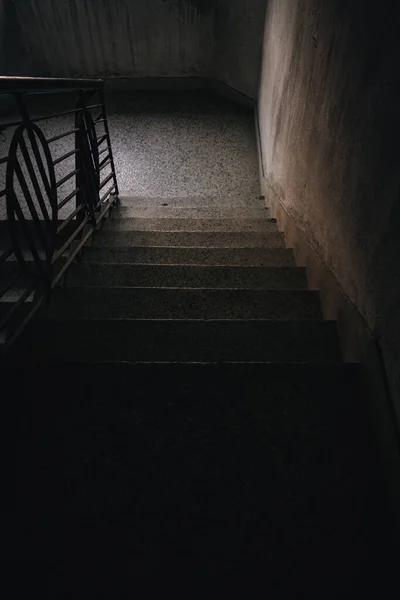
[83,246,297,267]
[47,287,323,320]
[66,263,308,290]
[10,319,342,364]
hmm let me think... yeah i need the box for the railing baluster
[47,129,79,144]
[99,172,114,190]
[53,148,79,166]
[58,187,81,210]
[1,77,118,351]
[15,95,52,200]
[99,184,116,205]
[75,91,98,224]
[18,136,51,223]
[9,198,43,268]
[14,160,51,259]
[56,169,80,188]
[99,89,119,198]
[97,134,108,147]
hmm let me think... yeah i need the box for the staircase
[8,192,384,582]
[19,194,342,363]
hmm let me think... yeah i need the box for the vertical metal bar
[76,90,99,225]
[15,94,52,199]
[14,160,50,258]
[5,98,57,321]
[75,91,86,220]
[1,80,117,351]
[9,195,43,268]
[99,88,119,197]
[18,135,51,223]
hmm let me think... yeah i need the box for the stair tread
[11,360,379,569]
[94,230,286,248]
[10,318,341,363]
[111,206,269,219]
[118,195,266,209]
[48,286,322,320]
[67,263,308,289]
[84,246,296,266]
[103,217,277,232]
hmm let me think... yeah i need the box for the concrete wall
[8,0,267,99]
[258,0,400,418]
[214,0,268,99]
[1,0,32,75]
[11,0,215,77]
[0,0,4,72]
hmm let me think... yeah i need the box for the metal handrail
[0,76,103,93]
[0,77,119,351]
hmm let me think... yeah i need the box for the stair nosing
[86,244,292,248]
[32,360,346,366]
[42,317,335,323]
[104,230,277,233]
[109,217,272,221]
[77,262,304,269]
[60,284,319,296]
[87,246,292,250]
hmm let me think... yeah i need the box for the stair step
[48,287,322,319]
[103,217,277,232]
[9,360,379,574]
[111,206,269,219]
[84,246,297,266]
[93,230,286,248]
[67,264,308,289]
[118,195,266,210]
[12,319,341,363]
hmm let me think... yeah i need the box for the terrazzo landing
[106,91,260,201]
[0,91,260,221]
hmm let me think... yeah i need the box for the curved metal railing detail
[75,96,101,223]
[0,77,119,351]
[6,121,57,282]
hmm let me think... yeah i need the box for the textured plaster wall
[0,0,4,72]
[7,0,267,99]
[1,0,32,74]
[214,0,268,99]
[11,0,215,77]
[258,0,400,416]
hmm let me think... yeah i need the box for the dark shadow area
[3,362,396,586]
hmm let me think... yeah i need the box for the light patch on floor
[106,91,259,200]
[0,91,260,221]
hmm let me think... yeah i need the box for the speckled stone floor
[107,91,260,201]
[0,91,260,221]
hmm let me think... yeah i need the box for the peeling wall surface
[258,0,400,414]
[214,0,268,98]
[12,0,215,77]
